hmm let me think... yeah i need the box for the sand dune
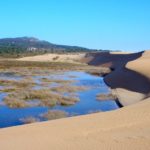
[84,51,143,68]
[127,51,150,79]
[17,53,85,64]
[0,98,150,150]
[85,51,150,106]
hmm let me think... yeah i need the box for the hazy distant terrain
[0,37,98,57]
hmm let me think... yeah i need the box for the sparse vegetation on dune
[41,110,68,120]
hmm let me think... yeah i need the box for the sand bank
[17,53,85,64]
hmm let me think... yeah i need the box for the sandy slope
[0,98,150,150]
[84,51,150,106]
[84,51,143,68]
[17,53,85,64]
[126,51,150,79]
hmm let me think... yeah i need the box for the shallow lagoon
[0,71,119,128]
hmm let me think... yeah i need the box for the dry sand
[84,51,150,106]
[17,53,86,64]
[0,98,150,150]
[113,51,150,106]
[0,51,150,150]
[126,51,150,79]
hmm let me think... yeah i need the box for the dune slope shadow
[84,51,150,105]
[85,51,144,69]
[104,67,150,95]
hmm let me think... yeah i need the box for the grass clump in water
[96,93,117,101]
[4,89,80,108]
[50,85,87,93]
[41,110,68,120]
[0,78,35,89]
[20,117,40,124]
[4,97,28,108]
[86,68,111,77]
[40,78,74,84]
[0,87,19,93]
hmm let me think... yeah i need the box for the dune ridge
[85,51,150,106]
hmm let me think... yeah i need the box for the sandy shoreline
[0,51,150,150]
[0,98,150,150]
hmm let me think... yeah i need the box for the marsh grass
[96,93,117,101]
[40,78,74,84]
[50,85,88,93]
[0,79,14,86]
[0,87,19,93]
[0,60,102,76]
[0,60,99,109]
[0,60,85,70]
[4,97,28,108]
[0,78,35,89]
[4,89,80,108]
[20,117,40,124]
[41,110,68,120]
[86,68,111,77]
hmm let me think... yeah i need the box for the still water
[0,71,119,128]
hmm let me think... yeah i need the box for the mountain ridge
[0,37,93,55]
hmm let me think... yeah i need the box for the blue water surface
[0,71,119,128]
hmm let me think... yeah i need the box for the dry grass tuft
[4,89,80,108]
[0,79,14,86]
[96,93,117,101]
[41,110,68,120]
[0,87,19,93]
[20,117,40,124]
[40,78,74,84]
[87,68,111,77]
[0,78,35,89]
[88,110,102,114]
[4,97,28,108]
[50,85,88,93]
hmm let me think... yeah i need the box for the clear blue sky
[0,0,150,51]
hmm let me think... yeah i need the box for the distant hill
[0,37,95,57]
